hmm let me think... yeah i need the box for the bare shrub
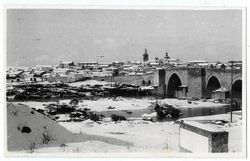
[41,130,56,145]
[26,142,36,153]
[10,104,19,116]
[72,147,81,153]
[111,114,127,122]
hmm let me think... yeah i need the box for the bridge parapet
[206,68,242,74]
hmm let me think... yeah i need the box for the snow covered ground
[67,80,108,87]
[56,112,242,154]
[58,120,179,153]
[6,97,244,156]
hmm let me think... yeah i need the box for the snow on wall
[180,128,209,153]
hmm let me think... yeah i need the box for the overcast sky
[7,9,242,67]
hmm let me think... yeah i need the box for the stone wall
[93,74,154,86]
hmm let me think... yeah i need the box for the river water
[8,95,231,122]
[95,105,231,122]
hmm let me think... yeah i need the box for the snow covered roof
[150,62,159,65]
[188,60,207,63]
[68,80,108,87]
[9,71,23,75]
[178,85,188,88]
[78,61,98,64]
[128,72,136,75]
[61,61,74,64]
[123,64,131,67]
[168,59,179,61]
[54,68,73,71]
[213,87,229,92]
[131,60,142,64]
[216,64,229,67]
[198,63,209,66]
[99,64,109,67]
[34,71,45,75]
[112,61,121,64]
[98,62,112,65]
[183,121,225,132]
[136,72,144,75]
[109,67,118,69]
[36,65,53,67]
[140,86,154,90]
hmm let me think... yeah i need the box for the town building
[77,61,98,68]
[59,61,75,68]
[68,72,84,82]
[7,71,24,79]
[36,65,53,73]
[212,87,229,100]
[187,60,207,66]
[52,68,74,76]
[167,59,180,65]
[78,69,92,77]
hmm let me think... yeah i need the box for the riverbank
[13,97,229,112]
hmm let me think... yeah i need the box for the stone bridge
[154,67,242,99]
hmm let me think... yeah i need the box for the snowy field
[6,97,244,155]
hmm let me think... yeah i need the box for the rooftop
[61,61,74,64]
[78,61,98,64]
[187,60,207,63]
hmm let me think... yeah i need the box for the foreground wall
[179,121,228,153]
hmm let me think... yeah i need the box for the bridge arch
[233,77,242,84]
[232,78,242,99]
[167,73,182,98]
[206,75,221,97]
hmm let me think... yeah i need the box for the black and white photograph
[3,5,246,158]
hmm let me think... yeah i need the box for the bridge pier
[187,68,206,98]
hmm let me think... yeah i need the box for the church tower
[143,48,149,62]
[164,50,170,59]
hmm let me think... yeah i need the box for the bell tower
[164,51,170,59]
[143,48,149,62]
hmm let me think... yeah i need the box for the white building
[68,72,84,82]
[131,60,142,66]
[78,70,92,77]
[167,59,180,65]
[59,61,75,68]
[52,68,74,76]
[187,60,207,66]
[36,65,53,72]
[78,61,98,67]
